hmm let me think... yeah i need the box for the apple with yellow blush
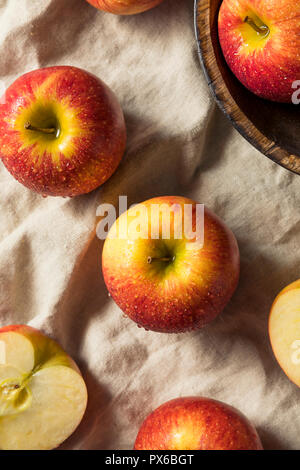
[0,325,87,450]
[102,196,240,333]
[134,397,263,450]
[218,0,300,102]
[0,66,126,197]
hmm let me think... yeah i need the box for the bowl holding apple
[195,0,300,174]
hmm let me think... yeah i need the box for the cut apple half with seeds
[0,325,88,450]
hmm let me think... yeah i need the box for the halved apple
[0,325,88,450]
[269,280,300,387]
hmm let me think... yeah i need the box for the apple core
[0,376,32,416]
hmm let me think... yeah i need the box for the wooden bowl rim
[194,0,300,175]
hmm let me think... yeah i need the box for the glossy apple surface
[0,66,126,196]
[269,279,300,387]
[102,196,240,333]
[86,0,163,15]
[218,0,300,102]
[134,397,263,450]
[0,325,87,450]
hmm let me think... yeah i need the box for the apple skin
[134,397,263,450]
[102,196,240,333]
[218,0,300,102]
[269,279,300,388]
[0,66,126,197]
[86,0,163,15]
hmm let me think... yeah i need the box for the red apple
[0,66,126,197]
[86,0,163,15]
[218,0,300,102]
[134,397,263,450]
[269,279,300,388]
[0,325,87,450]
[102,196,240,333]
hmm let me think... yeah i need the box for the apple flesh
[218,0,300,102]
[269,279,300,388]
[0,325,87,450]
[0,66,126,197]
[134,397,263,450]
[102,196,240,333]
[86,0,163,15]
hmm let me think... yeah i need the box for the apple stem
[244,16,269,37]
[147,256,175,264]
[25,122,57,135]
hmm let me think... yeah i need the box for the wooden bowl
[194,0,300,175]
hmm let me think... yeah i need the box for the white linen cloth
[0,0,299,450]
